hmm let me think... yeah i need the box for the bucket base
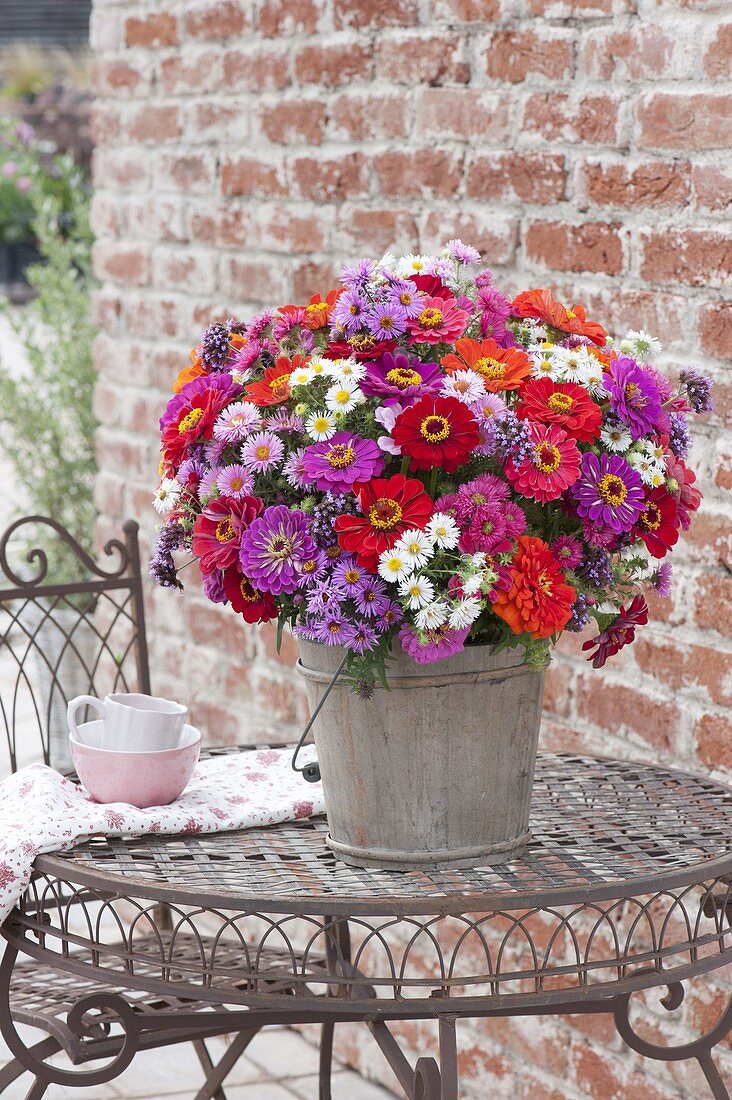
[326,830,531,871]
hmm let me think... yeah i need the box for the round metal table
[3,751,732,1099]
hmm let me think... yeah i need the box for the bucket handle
[291,654,348,784]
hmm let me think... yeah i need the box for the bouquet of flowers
[151,241,710,691]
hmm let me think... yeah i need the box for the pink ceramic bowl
[70,720,201,808]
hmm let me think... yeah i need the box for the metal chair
[0,516,325,1100]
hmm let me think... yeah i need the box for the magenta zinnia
[301,432,384,495]
[573,452,645,535]
[238,506,317,595]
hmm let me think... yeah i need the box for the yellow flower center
[255,445,271,460]
[535,443,561,474]
[386,367,422,389]
[624,382,646,408]
[399,291,414,305]
[640,502,661,531]
[420,414,450,443]
[178,407,204,433]
[239,578,260,602]
[333,388,351,406]
[538,359,554,374]
[229,477,244,492]
[269,374,290,396]
[344,568,360,584]
[418,307,443,329]
[379,314,397,330]
[548,392,574,413]
[301,558,319,574]
[598,473,627,507]
[566,309,576,319]
[306,302,324,315]
[474,357,506,382]
[326,443,355,469]
[328,621,343,633]
[408,583,422,597]
[326,545,341,559]
[215,517,235,542]
[384,556,402,574]
[350,334,376,351]
[267,534,294,559]
[312,416,330,434]
[368,497,403,530]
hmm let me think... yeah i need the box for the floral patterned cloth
[0,747,324,925]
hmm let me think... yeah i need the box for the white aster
[627,450,664,487]
[289,365,315,387]
[395,528,434,570]
[427,512,460,550]
[308,357,329,378]
[600,423,632,453]
[470,552,487,568]
[624,329,662,362]
[552,345,598,386]
[396,253,431,278]
[415,601,450,631]
[325,379,362,414]
[305,409,336,441]
[152,478,182,515]
[375,250,396,273]
[398,573,436,610]
[529,343,564,382]
[441,369,485,405]
[326,357,366,383]
[378,547,411,584]
[449,597,482,630]
[229,367,251,385]
[461,573,484,597]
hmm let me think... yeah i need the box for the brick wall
[89,0,731,1095]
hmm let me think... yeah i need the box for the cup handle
[67,695,105,742]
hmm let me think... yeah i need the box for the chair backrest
[0,516,150,774]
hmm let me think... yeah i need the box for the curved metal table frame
[3,751,732,1100]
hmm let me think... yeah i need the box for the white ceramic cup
[67,692,188,752]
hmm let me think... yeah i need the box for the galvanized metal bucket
[297,640,546,870]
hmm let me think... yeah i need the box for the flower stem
[429,468,439,499]
[400,455,411,477]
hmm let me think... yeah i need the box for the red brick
[257,0,321,35]
[486,30,574,83]
[222,46,291,91]
[159,51,224,95]
[634,635,732,707]
[184,1,248,40]
[336,207,418,253]
[571,1042,671,1100]
[704,22,732,78]
[431,0,501,17]
[254,205,333,254]
[184,101,247,143]
[289,153,370,201]
[151,249,217,294]
[682,509,732,566]
[375,32,469,85]
[694,570,732,632]
[696,713,732,771]
[124,13,178,48]
[219,258,289,303]
[522,94,620,144]
[221,156,287,197]
[122,295,179,339]
[93,149,148,191]
[328,91,409,141]
[291,259,340,300]
[466,152,566,204]
[526,220,624,275]
[637,93,732,150]
[640,228,732,288]
[420,210,517,264]
[582,26,681,81]
[126,105,180,143]
[259,99,326,145]
[693,163,732,212]
[699,301,732,360]
[575,676,681,752]
[93,243,149,287]
[93,59,148,96]
[295,38,373,87]
[156,153,215,194]
[579,159,691,209]
[373,148,464,199]
[415,88,511,141]
[334,0,418,30]
[89,104,121,146]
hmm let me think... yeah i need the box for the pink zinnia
[505,422,581,504]
[551,534,583,570]
[399,623,470,664]
[406,296,470,346]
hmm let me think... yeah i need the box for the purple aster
[160,373,236,432]
[340,258,375,288]
[454,473,510,523]
[382,601,404,629]
[204,437,228,466]
[332,287,369,334]
[460,507,510,556]
[668,412,691,459]
[652,561,673,598]
[216,464,255,499]
[573,452,645,535]
[198,469,218,499]
[239,506,317,595]
[424,257,454,281]
[332,556,369,594]
[202,568,227,604]
[360,352,443,406]
[444,238,481,265]
[604,357,665,440]
[503,501,527,539]
[551,534,583,570]
[293,617,322,643]
[350,622,378,654]
[213,401,261,442]
[265,408,304,434]
[474,418,498,456]
[241,430,285,473]
[306,578,344,615]
[386,280,424,319]
[363,302,409,340]
[315,612,357,648]
[283,447,308,490]
[198,322,231,370]
[354,578,390,618]
[399,623,470,665]
[296,549,328,586]
[247,310,275,339]
[301,432,384,495]
[680,368,713,413]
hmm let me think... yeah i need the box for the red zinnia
[243,355,301,406]
[492,536,576,640]
[408,273,455,301]
[392,394,480,473]
[161,384,231,472]
[517,378,602,443]
[192,495,263,574]
[632,488,679,558]
[324,336,398,362]
[441,338,532,393]
[511,288,607,347]
[223,567,277,623]
[505,422,581,503]
[280,289,342,331]
[335,474,433,571]
[582,595,648,668]
[406,296,470,345]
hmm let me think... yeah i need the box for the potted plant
[151,242,709,869]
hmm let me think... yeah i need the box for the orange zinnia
[173,353,206,394]
[492,536,576,640]
[441,338,532,393]
[242,357,294,406]
[511,289,607,347]
[280,289,343,331]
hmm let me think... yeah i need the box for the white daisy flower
[427,512,460,550]
[376,250,396,272]
[461,574,484,597]
[600,423,632,453]
[309,357,329,377]
[398,573,435,610]
[552,345,597,386]
[378,548,411,584]
[470,553,487,568]
[152,478,181,514]
[326,357,366,383]
[325,380,362,414]
[416,601,450,631]
[441,369,485,404]
[640,439,666,466]
[395,529,434,570]
[305,410,336,441]
[627,451,664,487]
[289,365,315,387]
[530,350,564,382]
[625,329,662,362]
[229,367,251,385]
[449,597,482,630]
[396,253,431,278]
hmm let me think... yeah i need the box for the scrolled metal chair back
[0,517,150,774]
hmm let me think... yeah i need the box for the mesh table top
[36,752,732,916]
